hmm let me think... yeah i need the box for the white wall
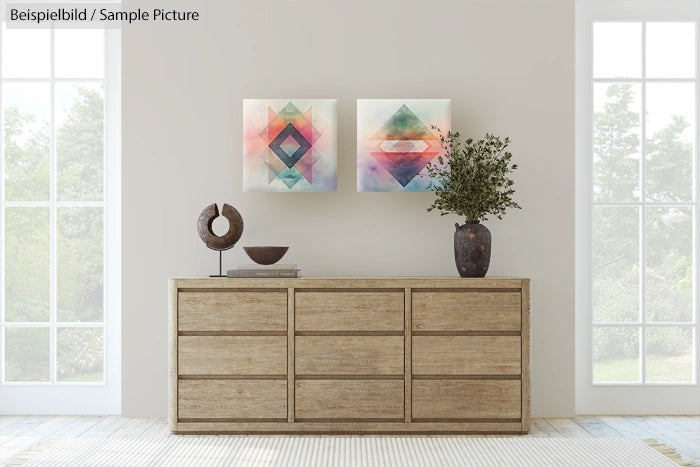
[122,0,574,417]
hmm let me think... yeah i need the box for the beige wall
[122,0,574,417]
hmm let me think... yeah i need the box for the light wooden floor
[1,416,699,464]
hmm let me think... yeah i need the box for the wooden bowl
[243,246,289,265]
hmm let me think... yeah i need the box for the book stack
[227,264,301,278]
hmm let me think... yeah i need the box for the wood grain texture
[178,291,286,332]
[287,288,295,423]
[295,380,404,420]
[178,336,286,375]
[413,336,521,375]
[521,279,531,432]
[295,291,403,332]
[168,280,178,431]
[175,277,524,289]
[412,291,521,332]
[404,287,412,423]
[412,380,521,419]
[174,420,523,434]
[295,336,404,375]
[178,380,287,419]
[170,277,530,434]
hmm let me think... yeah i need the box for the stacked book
[227,264,301,278]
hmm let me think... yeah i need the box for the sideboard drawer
[178,380,287,420]
[412,291,521,332]
[413,336,521,375]
[178,336,287,375]
[295,291,403,332]
[295,380,404,420]
[412,380,521,419]
[295,336,404,375]
[178,291,286,332]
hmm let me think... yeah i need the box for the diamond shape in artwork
[279,134,301,158]
[268,123,313,169]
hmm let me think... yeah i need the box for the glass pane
[646,23,695,79]
[55,29,104,78]
[593,327,640,383]
[3,83,51,201]
[645,208,693,322]
[4,208,50,322]
[5,327,50,382]
[1,26,50,78]
[593,83,641,202]
[645,83,695,202]
[57,207,104,322]
[593,207,639,323]
[56,84,104,201]
[646,327,693,383]
[594,23,642,78]
[57,327,104,382]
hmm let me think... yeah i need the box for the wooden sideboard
[169,277,530,434]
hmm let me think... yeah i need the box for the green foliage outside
[425,129,521,223]
[593,84,693,369]
[4,86,104,382]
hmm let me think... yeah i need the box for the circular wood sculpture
[197,203,244,251]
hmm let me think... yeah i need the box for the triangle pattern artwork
[243,99,337,192]
[357,99,451,192]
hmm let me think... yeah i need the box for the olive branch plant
[425,128,521,223]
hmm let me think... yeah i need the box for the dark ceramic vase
[454,221,491,278]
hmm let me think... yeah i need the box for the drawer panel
[178,380,287,419]
[295,380,404,419]
[178,336,287,375]
[413,336,521,375]
[412,380,521,419]
[295,336,404,375]
[412,291,521,332]
[295,291,403,332]
[178,291,286,332]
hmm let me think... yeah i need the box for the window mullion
[49,27,57,385]
[640,21,647,385]
[0,17,5,385]
[695,18,700,384]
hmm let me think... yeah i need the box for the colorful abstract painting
[243,99,337,192]
[357,99,451,192]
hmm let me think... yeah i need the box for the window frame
[0,17,120,413]
[576,0,700,414]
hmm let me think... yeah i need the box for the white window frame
[576,0,700,414]
[0,12,121,414]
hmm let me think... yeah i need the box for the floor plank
[0,416,21,432]
[51,416,105,438]
[529,418,562,438]
[80,415,130,438]
[544,417,594,437]
[0,416,77,462]
[573,416,623,438]
[108,418,158,438]
[0,416,53,441]
[661,416,700,433]
[597,416,655,438]
[140,419,171,437]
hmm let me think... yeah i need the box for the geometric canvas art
[243,99,337,192]
[357,99,451,192]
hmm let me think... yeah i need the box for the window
[576,1,700,413]
[0,20,120,413]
